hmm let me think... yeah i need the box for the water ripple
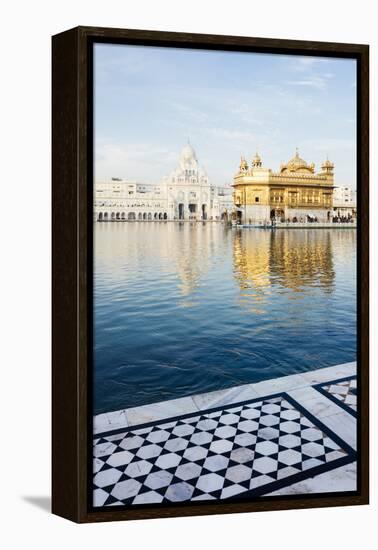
[93,224,356,413]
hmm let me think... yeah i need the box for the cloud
[302,137,356,152]
[283,56,334,90]
[95,142,178,182]
[285,73,334,91]
[94,46,356,189]
[203,127,257,142]
[289,56,330,71]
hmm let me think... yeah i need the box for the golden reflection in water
[233,229,335,303]
[95,224,340,312]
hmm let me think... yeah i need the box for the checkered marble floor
[93,388,357,507]
[314,376,357,417]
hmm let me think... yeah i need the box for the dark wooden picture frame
[52,26,369,523]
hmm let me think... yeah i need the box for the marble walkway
[93,362,357,507]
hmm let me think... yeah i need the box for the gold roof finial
[239,155,247,170]
[252,150,262,167]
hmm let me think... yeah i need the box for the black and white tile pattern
[315,376,357,417]
[93,392,356,507]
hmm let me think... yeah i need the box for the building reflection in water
[233,229,336,307]
[163,222,219,301]
[94,222,228,305]
[95,224,339,305]
[94,222,356,412]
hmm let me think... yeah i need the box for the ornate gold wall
[233,150,334,222]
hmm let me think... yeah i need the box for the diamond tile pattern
[316,377,357,416]
[93,394,354,507]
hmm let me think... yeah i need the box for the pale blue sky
[94,43,356,188]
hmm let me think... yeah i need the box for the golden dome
[288,149,308,167]
[321,157,334,173]
[322,158,334,168]
[281,149,314,173]
[239,156,248,171]
[252,151,262,168]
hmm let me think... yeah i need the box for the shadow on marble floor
[22,496,51,513]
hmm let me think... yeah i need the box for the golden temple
[233,150,334,223]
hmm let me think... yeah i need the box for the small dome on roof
[321,157,334,173]
[253,152,261,162]
[252,151,262,168]
[322,158,334,168]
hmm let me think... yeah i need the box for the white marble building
[94,144,233,222]
[333,186,357,219]
[163,143,218,220]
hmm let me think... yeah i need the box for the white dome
[163,143,211,186]
[180,143,197,163]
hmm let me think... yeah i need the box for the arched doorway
[202,204,207,220]
[103,212,108,221]
[138,213,142,220]
[231,210,242,223]
[163,213,167,220]
[121,212,126,221]
[111,212,115,221]
[158,213,163,220]
[271,208,284,221]
[148,213,152,220]
[178,203,184,220]
[98,212,103,222]
[116,212,120,221]
[128,212,136,221]
[143,213,147,220]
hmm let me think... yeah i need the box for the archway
[98,212,103,222]
[178,203,184,220]
[148,213,152,220]
[202,204,207,220]
[143,213,147,220]
[128,212,136,221]
[103,212,108,221]
[271,208,284,221]
[116,212,120,220]
[138,213,142,220]
[121,212,126,221]
[163,213,167,220]
[111,212,115,221]
[158,213,163,220]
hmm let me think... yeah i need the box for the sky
[94,44,357,189]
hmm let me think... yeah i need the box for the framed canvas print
[52,26,369,523]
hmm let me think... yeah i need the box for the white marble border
[93,362,356,434]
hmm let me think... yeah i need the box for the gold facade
[233,150,334,222]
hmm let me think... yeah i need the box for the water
[93,223,356,414]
